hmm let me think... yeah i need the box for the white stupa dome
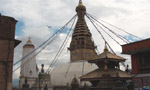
[50,61,98,86]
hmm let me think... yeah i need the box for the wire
[86,14,126,67]
[48,16,76,72]
[46,15,77,73]
[65,62,72,78]
[90,16,121,45]
[86,14,116,54]
[13,15,77,66]
[87,14,130,43]
[82,61,85,75]
[87,13,142,40]
[13,15,77,72]
[13,36,57,72]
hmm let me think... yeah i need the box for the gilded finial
[104,42,108,52]
[125,64,129,72]
[41,64,44,73]
[79,0,83,5]
[76,0,86,17]
[27,37,31,43]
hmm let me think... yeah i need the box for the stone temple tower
[68,0,97,62]
[19,38,38,88]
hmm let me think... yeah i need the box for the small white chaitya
[19,38,38,88]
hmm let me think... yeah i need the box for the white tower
[19,38,38,88]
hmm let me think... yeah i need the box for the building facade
[122,38,150,90]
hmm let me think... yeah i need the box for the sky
[0,0,150,87]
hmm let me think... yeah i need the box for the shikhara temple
[0,0,149,90]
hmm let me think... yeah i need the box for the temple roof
[95,51,125,61]
[80,68,131,81]
[88,43,126,62]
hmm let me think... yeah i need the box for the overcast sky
[0,0,150,84]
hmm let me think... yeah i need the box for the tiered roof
[88,43,126,62]
[80,43,131,81]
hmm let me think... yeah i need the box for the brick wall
[122,39,150,74]
[131,54,140,74]
[0,15,17,90]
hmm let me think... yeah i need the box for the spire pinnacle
[24,37,34,47]
[41,64,44,73]
[27,37,31,43]
[79,0,83,5]
[104,42,108,52]
[76,0,86,18]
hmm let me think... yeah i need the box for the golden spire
[69,0,97,62]
[41,64,44,73]
[104,42,108,52]
[27,37,31,43]
[79,0,83,5]
[76,0,86,18]
[24,37,34,48]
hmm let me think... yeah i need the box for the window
[139,52,150,73]
[139,52,150,66]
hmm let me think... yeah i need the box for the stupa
[50,0,98,86]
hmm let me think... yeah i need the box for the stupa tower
[69,0,97,62]
[50,1,98,86]
[19,38,38,88]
